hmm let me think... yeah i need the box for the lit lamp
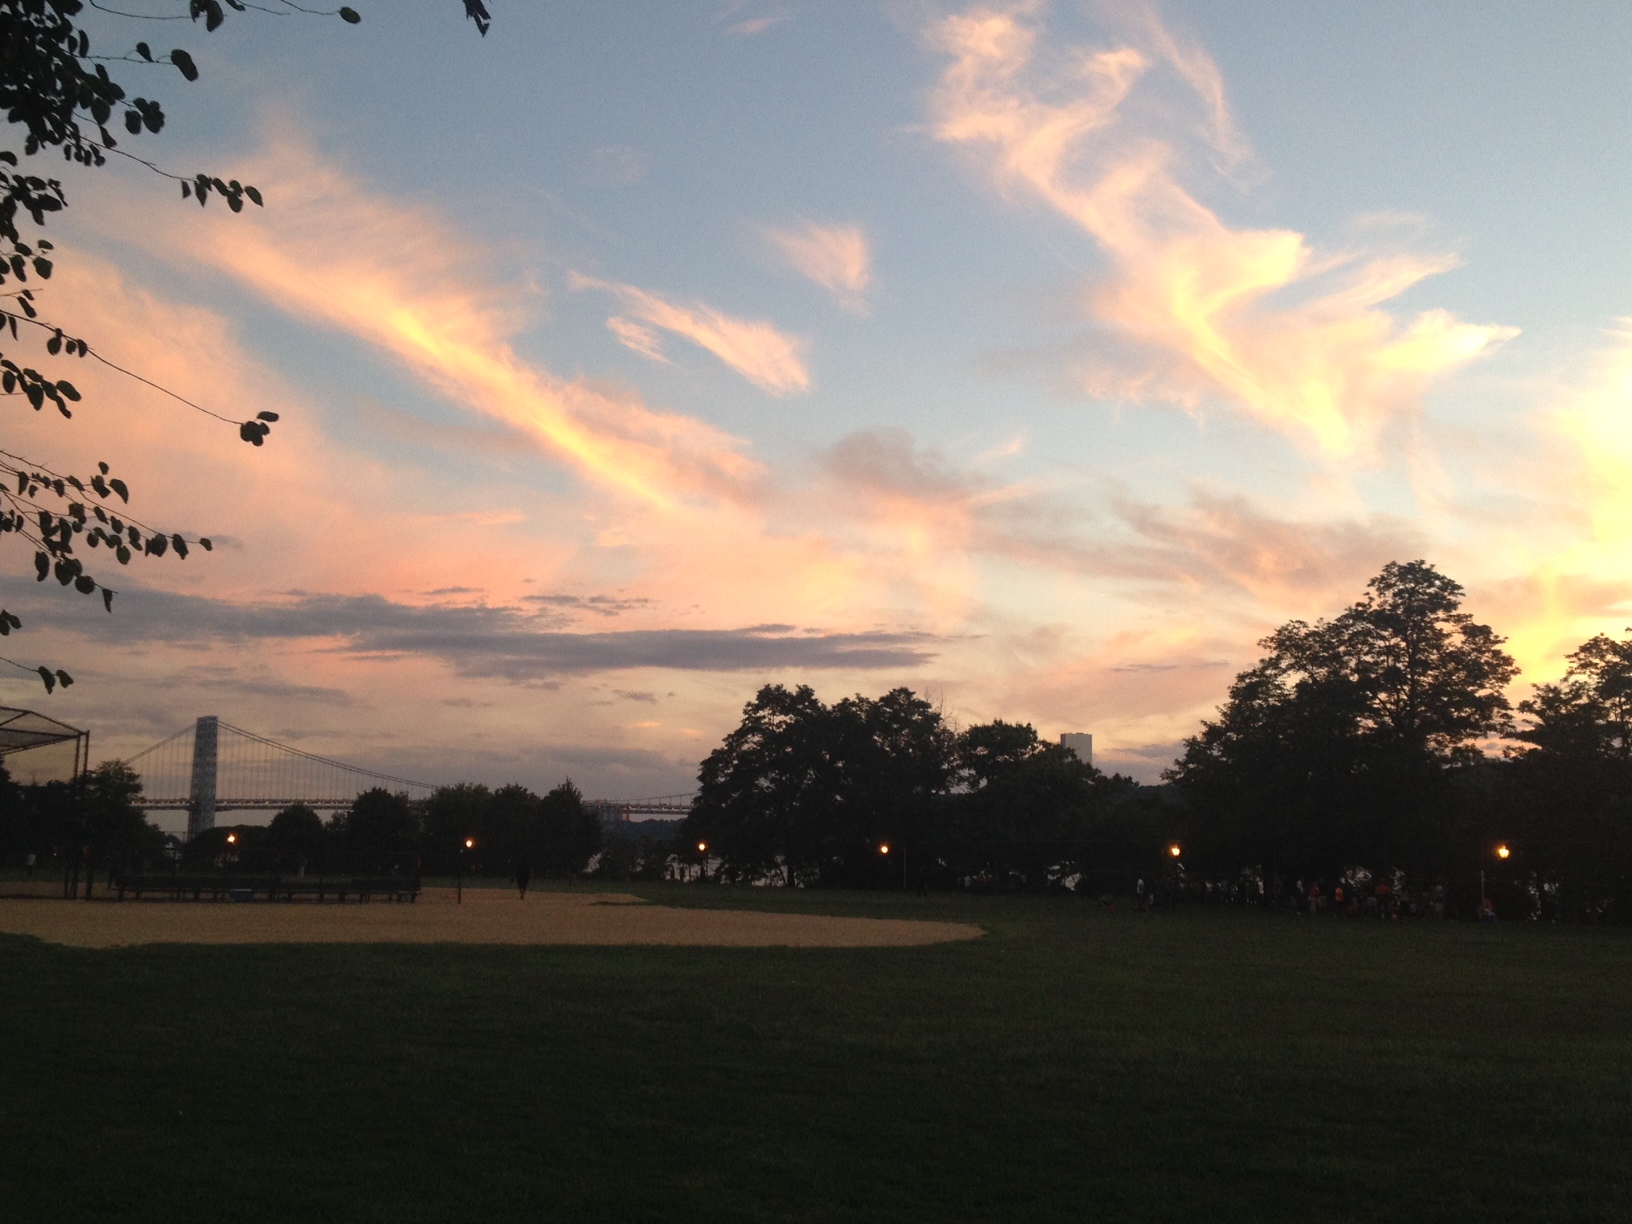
[457,836,475,904]
[1168,844,1182,859]
[226,832,238,845]
[1481,842,1512,914]
[696,841,708,884]
[880,841,907,892]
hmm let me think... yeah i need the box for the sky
[5,0,1632,805]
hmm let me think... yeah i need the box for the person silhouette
[515,858,532,899]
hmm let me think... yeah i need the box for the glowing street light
[457,837,475,904]
[1481,842,1512,914]
[1168,843,1182,858]
[697,841,707,854]
[878,843,890,856]
[225,832,237,845]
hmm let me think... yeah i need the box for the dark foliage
[684,685,1157,890]
[1167,561,1517,886]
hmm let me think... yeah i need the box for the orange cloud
[569,272,811,396]
[928,2,1516,456]
[109,141,765,512]
[765,219,873,312]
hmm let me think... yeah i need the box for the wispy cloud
[765,219,873,312]
[572,272,810,395]
[606,316,670,363]
[718,2,792,37]
[112,138,763,510]
[927,2,1516,456]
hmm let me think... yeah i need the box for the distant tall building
[1060,732,1093,766]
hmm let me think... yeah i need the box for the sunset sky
[6,0,1632,804]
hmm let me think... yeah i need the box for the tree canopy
[684,684,1148,890]
[1168,561,1517,882]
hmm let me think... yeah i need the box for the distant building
[1060,732,1093,766]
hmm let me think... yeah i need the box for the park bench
[113,874,420,903]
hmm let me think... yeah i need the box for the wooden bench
[114,874,420,903]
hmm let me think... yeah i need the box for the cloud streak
[115,139,764,510]
[927,2,1516,455]
[571,272,811,395]
[765,219,873,312]
[21,588,942,682]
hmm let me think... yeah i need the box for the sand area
[0,886,983,949]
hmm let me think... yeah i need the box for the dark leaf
[339,6,362,23]
[102,588,114,612]
[137,42,154,62]
[125,110,143,136]
[256,411,279,422]
[199,538,213,551]
[56,670,72,689]
[109,479,129,502]
[33,552,47,581]
[245,185,263,207]
[172,534,189,559]
[38,667,54,695]
[74,575,95,594]
[56,380,80,402]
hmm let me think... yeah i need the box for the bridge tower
[186,715,219,841]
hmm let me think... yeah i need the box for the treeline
[0,772,615,882]
[680,560,1632,919]
[680,686,1164,890]
[0,761,161,870]
[1167,560,1632,919]
[196,781,606,878]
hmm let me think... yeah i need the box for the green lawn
[3,888,1630,1223]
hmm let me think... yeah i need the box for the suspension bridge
[126,716,695,840]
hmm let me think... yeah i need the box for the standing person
[514,858,532,900]
[23,851,35,878]
[1307,880,1322,915]
[1135,876,1146,910]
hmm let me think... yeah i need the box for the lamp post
[458,837,474,903]
[696,841,708,884]
[1482,842,1511,919]
[880,841,906,891]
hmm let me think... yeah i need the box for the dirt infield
[0,888,983,949]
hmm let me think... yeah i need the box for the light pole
[1482,842,1511,919]
[696,841,708,884]
[880,841,905,891]
[458,837,474,903]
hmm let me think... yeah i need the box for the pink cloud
[928,2,1516,456]
[571,272,810,396]
[765,219,873,312]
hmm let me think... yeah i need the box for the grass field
[4,886,1631,1223]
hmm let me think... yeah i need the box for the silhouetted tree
[535,779,600,877]
[267,803,327,860]
[345,787,418,866]
[1168,561,1517,883]
[1501,631,1632,914]
[951,721,1109,887]
[422,782,491,873]
[687,684,837,884]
